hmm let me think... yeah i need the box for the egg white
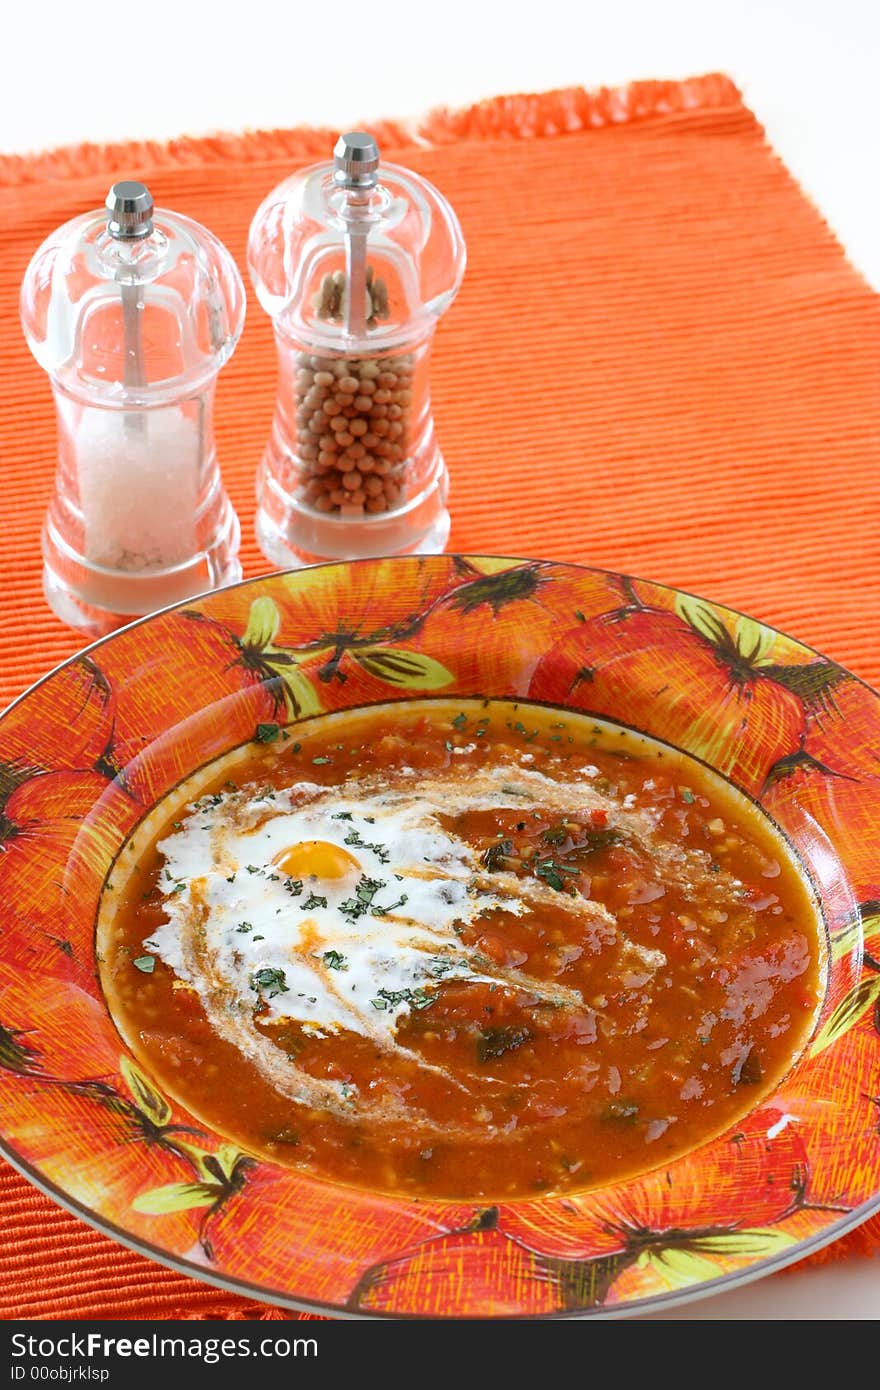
[149,783,515,1045]
[146,764,670,1126]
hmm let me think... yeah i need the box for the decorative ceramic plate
[1,557,879,1319]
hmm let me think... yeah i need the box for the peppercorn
[284,263,416,517]
[291,349,413,517]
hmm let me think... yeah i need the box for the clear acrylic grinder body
[20,182,245,637]
[248,137,466,567]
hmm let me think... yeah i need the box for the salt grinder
[20,181,245,637]
[248,133,466,567]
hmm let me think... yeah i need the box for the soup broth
[98,700,824,1200]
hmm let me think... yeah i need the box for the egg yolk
[273,840,361,882]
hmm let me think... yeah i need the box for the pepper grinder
[248,133,466,567]
[20,181,245,638]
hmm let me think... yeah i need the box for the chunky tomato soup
[98,700,824,1200]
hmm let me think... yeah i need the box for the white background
[4,0,879,289]
[2,0,879,1320]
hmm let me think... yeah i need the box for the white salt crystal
[79,407,199,570]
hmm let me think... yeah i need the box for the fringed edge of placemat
[0,72,742,187]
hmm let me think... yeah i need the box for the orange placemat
[1,74,879,1320]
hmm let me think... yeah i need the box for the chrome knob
[333,132,380,190]
[105,180,154,239]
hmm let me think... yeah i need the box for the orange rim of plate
[1,555,879,1319]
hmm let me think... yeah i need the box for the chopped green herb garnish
[371,986,434,1012]
[235,922,253,933]
[322,950,347,971]
[255,722,282,743]
[339,876,386,921]
[312,756,332,765]
[542,824,568,846]
[344,828,390,863]
[331,811,354,820]
[301,893,328,911]
[482,839,513,871]
[371,894,409,917]
[245,865,262,875]
[250,966,289,999]
[681,788,696,804]
[133,955,155,974]
[574,610,586,623]
[429,956,463,978]
[534,858,579,892]
[452,713,468,729]
[579,827,621,854]
[512,720,537,741]
[284,878,303,896]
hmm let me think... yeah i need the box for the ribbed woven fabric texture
[1,73,878,1320]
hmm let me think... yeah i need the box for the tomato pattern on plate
[0,556,878,1317]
